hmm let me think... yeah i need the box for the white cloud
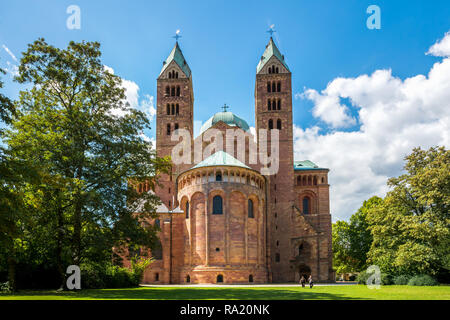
[4,61,19,76]
[2,44,17,62]
[427,31,450,57]
[104,65,156,122]
[296,31,450,221]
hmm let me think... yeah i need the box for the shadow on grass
[1,287,369,300]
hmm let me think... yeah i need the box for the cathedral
[135,36,334,284]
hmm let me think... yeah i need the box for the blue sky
[1,0,449,131]
[1,0,449,219]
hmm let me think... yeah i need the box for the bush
[407,275,439,286]
[80,258,152,289]
[356,271,369,284]
[0,281,12,293]
[393,275,411,285]
[356,270,392,285]
[349,275,356,281]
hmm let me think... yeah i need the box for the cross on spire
[266,26,276,37]
[173,30,182,42]
[222,104,229,112]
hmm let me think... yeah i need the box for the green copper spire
[256,37,290,74]
[160,41,191,77]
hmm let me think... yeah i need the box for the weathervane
[173,30,182,42]
[222,104,229,112]
[266,25,276,37]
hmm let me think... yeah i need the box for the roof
[256,37,290,74]
[294,160,328,171]
[192,151,250,170]
[159,42,191,77]
[199,111,250,135]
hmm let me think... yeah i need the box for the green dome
[199,111,250,135]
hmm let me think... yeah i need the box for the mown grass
[0,285,449,300]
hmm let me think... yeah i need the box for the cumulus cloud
[104,65,157,121]
[295,31,450,221]
[427,31,450,57]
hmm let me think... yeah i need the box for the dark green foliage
[393,275,411,285]
[407,275,439,286]
[0,39,170,290]
[81,258,151,289]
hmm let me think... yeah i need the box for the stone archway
[298,264,311,280]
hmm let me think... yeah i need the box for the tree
[348,196,382,271]
[332,220,353,275]
[4,39,170,288]
[0,63,34,291]
[367,147,449,278]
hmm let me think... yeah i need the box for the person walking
[300,276,306,288]
[308,275,314,288]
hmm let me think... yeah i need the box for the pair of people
[299,275,313,288]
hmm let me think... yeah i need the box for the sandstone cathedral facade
[134,37,334,284]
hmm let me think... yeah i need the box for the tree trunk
[56,204,65,290]
[7,252,16,292]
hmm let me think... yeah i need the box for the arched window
[276,67,279,73]
[277,82,281,92]
[216,173,222,181]
[167,123,171,135]
[165,86,170,96]
[277,99,281,110]
[217,274,223,283]
[175,72,178,79]
[303,197,310,215]
[322,177,325,184]
[268,99,271,111]
[313,176,317,185]
[268,67,272,74]
[249,275,254,283]
[171,104,175,115]
[186,275,190,283]
[155,273,159,281]
[272,82,276,92]
[303,176,307,186]
[277,119,282,130]
[176,86,180,96]
[171,86,175,96]
[308,176,312,185]
[152,240,162,260]
[297,176,301,186]
[298,243,304,256]
[268,119,273,130]
[212,195,223,214]
[248,199,254,218]
[168,72,172,79]
[174,123,179,130]
[267,82,271,93]
[185,201,189,219]
[176,104,179,115]
[275,253,280,262]
[166,104,170,115]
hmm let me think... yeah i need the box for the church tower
[156,41,194,208]
[255,37,294,282]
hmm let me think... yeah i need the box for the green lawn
[0,285,449,300]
